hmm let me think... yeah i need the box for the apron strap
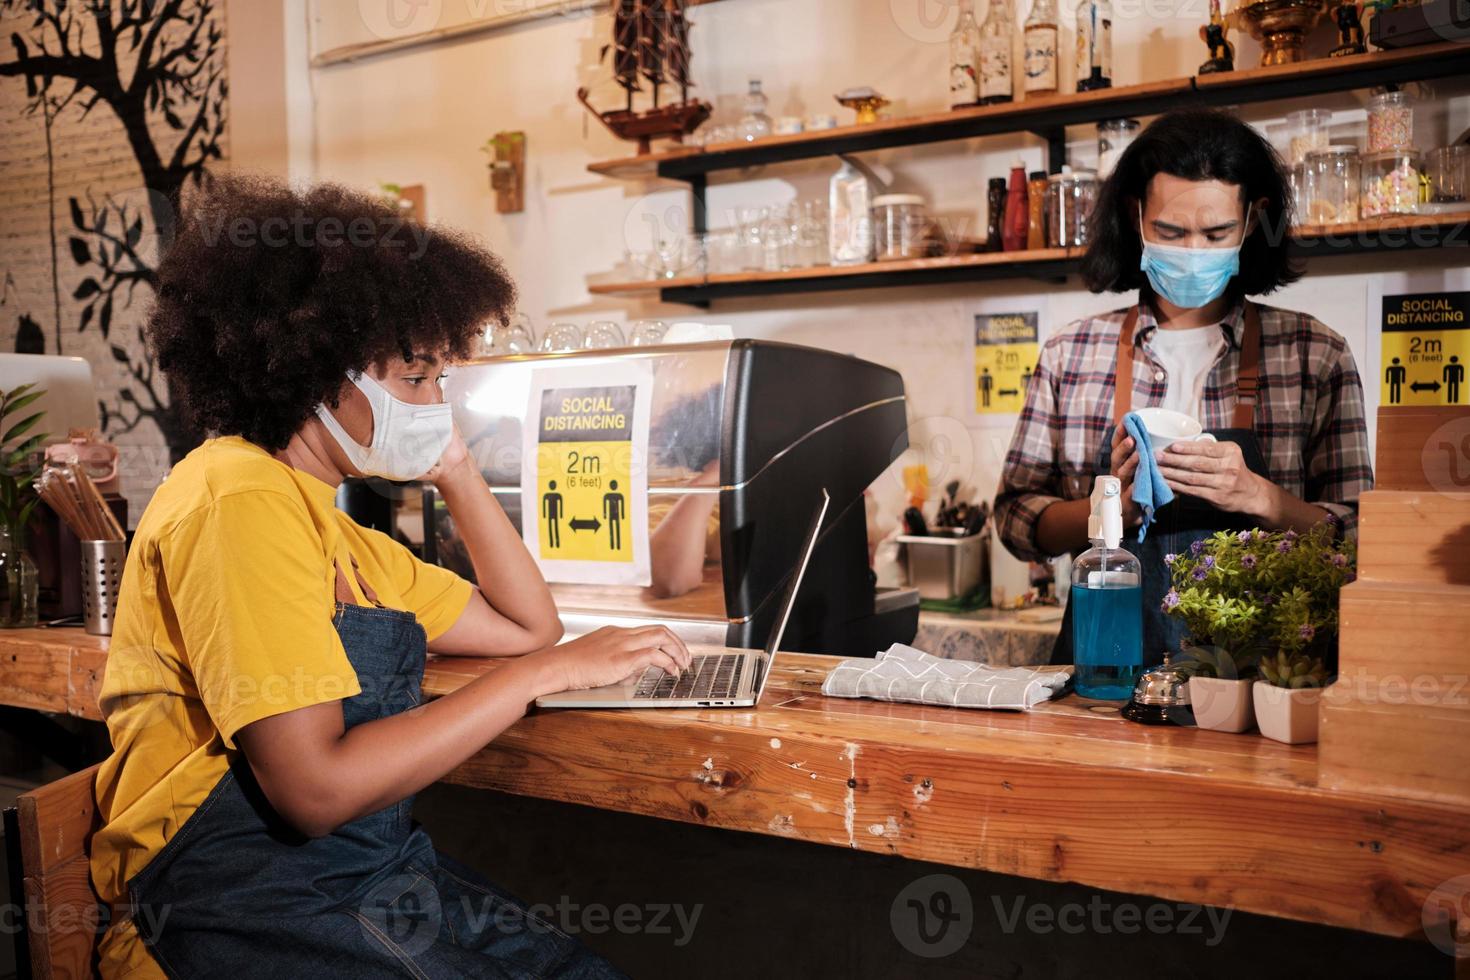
[1113,301,1262,430]
[1233,302,1262,431]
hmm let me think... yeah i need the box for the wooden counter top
[6,626,1469,944]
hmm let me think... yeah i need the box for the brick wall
[0,0,230,524]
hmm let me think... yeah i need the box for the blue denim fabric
[1051,427,1268,667]
[124,602,624,979]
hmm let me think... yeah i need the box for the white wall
[285,0,1467,583]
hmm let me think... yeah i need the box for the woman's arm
[648,461,720,599]
[424,429,563,656]
[236,624,691,838]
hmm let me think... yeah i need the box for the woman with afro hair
[90,175,686,978]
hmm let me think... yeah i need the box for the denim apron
[120,554,623,979]
[1053,302,1269,668]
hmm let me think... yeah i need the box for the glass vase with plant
[1162,520,1355,686]
[0,384,48,629]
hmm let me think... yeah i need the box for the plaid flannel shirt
[994,300,1373,563]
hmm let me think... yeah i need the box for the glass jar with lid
[1284,109,1332,167]
[1046,167,1099,247]
[1097,118,1138,178]
[872,194,930,261]
[1303,146,1360,225]
[1361,150,1420,218]
[1367,90,1413,154]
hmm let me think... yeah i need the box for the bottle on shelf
[979,0,1015,105]
[985,177,1007,251]
[1023,0,1060,98]
[829,156,875,265]
[1027,170,1049,249]
[1002,158,1029,251]
[1074,0,1113,92]
[738,79,773,142]
[949,1,981,108]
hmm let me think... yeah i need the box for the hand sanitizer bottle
[1070,475,1143,700]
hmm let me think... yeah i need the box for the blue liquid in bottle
[1070,583,1143,700]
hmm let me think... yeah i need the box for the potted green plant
[1162,521,1354,741]
[0,384,48,629]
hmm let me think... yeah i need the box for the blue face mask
[1137,204,1249,309]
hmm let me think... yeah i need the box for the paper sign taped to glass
[521,360,653,586]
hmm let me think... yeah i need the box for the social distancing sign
[1380,291,1469,408]
[522,362,651,586]
[975,312,1040,415]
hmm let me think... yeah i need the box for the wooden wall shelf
[587,42,1470,182]
[586,213,1469,305]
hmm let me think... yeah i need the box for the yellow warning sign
[532,387,636,563]
[1380,291,1469,408]
[975,312,1040,415]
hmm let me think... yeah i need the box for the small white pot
[1252,681,1322,744]
[1189,676,1256,733]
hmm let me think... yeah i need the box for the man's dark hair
[147,174,514,452]
[1080,108,1301,296]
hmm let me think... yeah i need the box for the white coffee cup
[1134,407,1216,456]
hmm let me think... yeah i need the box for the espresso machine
[399,339,918,656]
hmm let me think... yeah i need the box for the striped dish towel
[821,643,1071,710]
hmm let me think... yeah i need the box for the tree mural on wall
[0,0,228,460]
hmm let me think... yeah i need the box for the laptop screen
[752,489,830,700]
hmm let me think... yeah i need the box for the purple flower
[1284,530,1298,541]
[1190,540,1205,556]
[1299,623,1315,642]
[1277,539,1293,553]
[1164,552,1179,566]
[1331,553,1347,568]
[1324,511,1341,526]
[1241,553,1258,569]
[1192,565,1209,581]
[1201,555,1216,570]
[1253,529,1266,541]
[1162,589,1181,612]
[1237,530,1252,543]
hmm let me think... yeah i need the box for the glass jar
[1367,90,1413,153]
[1046,167,1099,247]
[1304,146,1360,225]
[1096,118,1138,178]
[1427,145,1469,204]
[0,525,38,630]
[873,194,929,261]
[1285,108,1332,166]
[1288,161,1311,221]
[1361,150,1420,218]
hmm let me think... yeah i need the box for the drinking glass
[629,320,668,346]
[540,322,584,352]
[584,320,626,349]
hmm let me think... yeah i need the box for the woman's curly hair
[147,174,515,452]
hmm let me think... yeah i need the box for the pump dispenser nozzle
[1088,475,1124,550]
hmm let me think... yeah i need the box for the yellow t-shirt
[91,436,473,978]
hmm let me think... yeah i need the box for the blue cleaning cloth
[1122,411,1173,542]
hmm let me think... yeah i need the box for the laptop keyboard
[634,653,743,700]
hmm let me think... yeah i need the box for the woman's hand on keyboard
[533,625,693,693]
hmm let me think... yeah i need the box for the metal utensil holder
[81,540,125,636]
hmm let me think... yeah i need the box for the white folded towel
[820,643,1071,710]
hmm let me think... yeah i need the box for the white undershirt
[1147,325,1227,420]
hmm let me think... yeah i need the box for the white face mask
[314,370,454,481]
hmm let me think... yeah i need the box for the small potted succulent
[1162,521,1355,741]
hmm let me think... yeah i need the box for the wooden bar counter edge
[3,625,1468,948]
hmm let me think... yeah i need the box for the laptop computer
[534,488,830,709]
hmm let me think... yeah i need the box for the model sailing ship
[577,0,711,155]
